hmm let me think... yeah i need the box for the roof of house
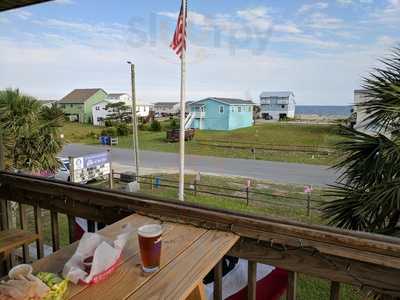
[153,102,179,106]
[107,93,128,98]
[193,97,254,106]
[59,88,106,104]
[260,91,294,98]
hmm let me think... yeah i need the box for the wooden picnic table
[32,213,239,300]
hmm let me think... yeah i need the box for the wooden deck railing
[1,172,400,299]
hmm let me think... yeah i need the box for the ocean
[295,105,352,117]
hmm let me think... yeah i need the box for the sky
[0,0,399,105]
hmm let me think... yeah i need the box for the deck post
[287,271,297,300]
[0,129,4,171]
[330,281,340,300]
[248,261,257,300]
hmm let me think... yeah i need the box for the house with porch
[188,97,254,131]
[153,102,179,115]
[58,88,107,123]
[260,91,296,120]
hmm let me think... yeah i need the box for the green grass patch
[62,121,344,165]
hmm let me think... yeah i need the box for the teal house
[188,98,254,131]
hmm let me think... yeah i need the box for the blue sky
[0,0,399,105]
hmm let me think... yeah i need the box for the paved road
[61,144,339,186]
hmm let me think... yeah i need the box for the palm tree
[0,89,64,173]
[322,46,400,235]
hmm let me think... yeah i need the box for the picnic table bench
[0,229,39,258]
[32,213,239,300]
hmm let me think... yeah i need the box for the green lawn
[62,121,344,165]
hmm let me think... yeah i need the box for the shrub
[139,123,149,131]
[116,123,129,136]
[150,120,162,132]
[100,127,117,137]
[104,119,113,127]
[170,118,180,130]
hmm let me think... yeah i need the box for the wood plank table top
[32,214,239,300]
[0,229,39,255]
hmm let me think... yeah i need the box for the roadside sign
[70,152,110,183]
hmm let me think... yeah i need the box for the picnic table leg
[213,259,223,300]
[185,283,207,300]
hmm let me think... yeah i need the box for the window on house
[231,106,234,112]
[281,105,285,109]
[238,106,241,112]
[96,106,100,111]
[219,106,224,113]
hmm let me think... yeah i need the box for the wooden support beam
[247,261,257,300]
[34,205,44,259]
[330,281,340,300]
[50,211,60,252]
[18,203,29,262]
[287,271,297,300]
[67,215,76,244]
[213,260,222,300]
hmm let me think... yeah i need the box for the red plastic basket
[79,256,122,285]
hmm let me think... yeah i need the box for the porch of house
[1,172,400,299]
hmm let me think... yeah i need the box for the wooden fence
[1,172,400,299]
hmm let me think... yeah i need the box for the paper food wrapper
[62,224,133,284]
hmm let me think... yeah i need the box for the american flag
[170,0,187,57]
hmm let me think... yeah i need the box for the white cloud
[13,10,32,20]
[337,0,353,5]
[369,0,400,25]
[298,2,328,14]
[307,13,344,29]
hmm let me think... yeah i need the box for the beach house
[188,97,254,131]
[58,88,107,123]
[260,91,296,120]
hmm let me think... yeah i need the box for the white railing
[184,112,196,129]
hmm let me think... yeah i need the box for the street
[61,144,339,186]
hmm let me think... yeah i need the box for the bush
[104,119,113,127]
[150,120,162,132]
[100,127,117,137]
[116,123,129,136]
[170,118,180,130]
[139,123,149,131]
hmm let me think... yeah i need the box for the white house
[153,102,180,115]
[106,93,131,105]
[259,91,296,120]
[92,95,152,126]
[353,89,376,133]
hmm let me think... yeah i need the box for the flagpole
[178,0,187,201]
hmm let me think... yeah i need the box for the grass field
[61,121,344,165]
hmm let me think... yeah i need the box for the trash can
[155,177,161,188]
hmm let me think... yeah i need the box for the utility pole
[127,61,140,179]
